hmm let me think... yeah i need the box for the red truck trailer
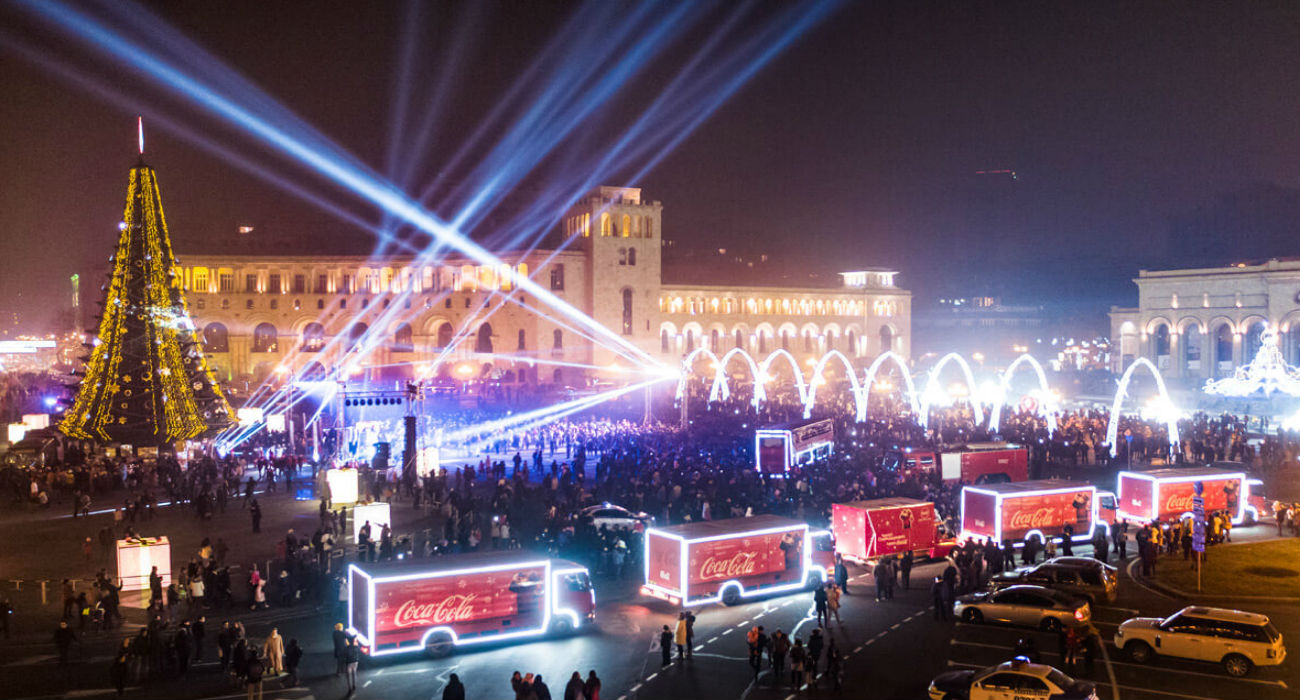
[1116,466,1247,525]
[755,418,835,475]
[641,515,834,606]
[940,442,1029,483]
[347,551,595,657]
[960,479,1097,545]
[832,497,956,563]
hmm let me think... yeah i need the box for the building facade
[1109,259,1300,381]
[177,187,911,387]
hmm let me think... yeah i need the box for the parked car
[954,585,1091,632]
[928,657,1098,700]
[576,503,654,531]
[1115,605,1286,677]
[988,560,1117,605]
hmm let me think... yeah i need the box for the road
[3,533,1295,700]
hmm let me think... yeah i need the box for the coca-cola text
[393,594,477,628]
[699,552,759,580]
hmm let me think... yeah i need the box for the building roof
[648,514,807,541]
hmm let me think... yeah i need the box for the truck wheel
[721,586,741,606]
[1223,654,1252,677]
[961,608,983,624]
[550,616,574,636]
[1040,618,1062,633]
[424,632,454,659]
[1124,641,1153,663]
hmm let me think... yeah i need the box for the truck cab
[554,569,597,630]
[811,529,836,579]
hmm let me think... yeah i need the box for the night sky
[1,1,1296,333]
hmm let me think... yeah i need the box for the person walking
[54,621,77,666]
[192,616,206,661]
[262,628,285,676]
[563,671,585,700]
[770,630,789,685]
[806,628,824,677]
[900,550,914,590]
[332,623,349,676]
[826,583,841,624]
[583,670,601,700]
[674,612,689,660]
[344,636,360,694]
[442,672,467,700]
[813,584,829,626]
[789,638,807,687]
[250,499,262,534]
[659,625,673,666]
[873,559,888,601]
[245,650,265,700]
[683,610,695,658]
[824,639,842,690]
[284,638,303,686]
[110,640,129,698]
[833,554,849,595]
[931,576,949,621]
[746,625,767,677]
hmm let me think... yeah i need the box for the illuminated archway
[860,351,919,422]
[676,347,720,401]
[1105,358,1180,457]
[919,352,983,427]
[803,350,862,419]
[709,348,763,406]
[988,354,1057,435]
[759,348,809,406]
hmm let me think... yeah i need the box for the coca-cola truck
[755,418,835,475]
[1116,466,1247,525]
[641,515,834,606]
[832,497,956,563]
[347,551,595,657]
[940,442,1029,484]
[960,479,1098,545]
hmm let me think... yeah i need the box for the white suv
[1114,606,1286,677]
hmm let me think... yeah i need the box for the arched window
[759,331,768,354]
[803,330,813,353]
[627,248,637,266]
[552,329,563,357]
[393,323,414,352]
[517,329,526,351]
[710,329,720,350]
[686,329,695,353]
[1244,321,1266,361]
[781,331,790,351]
[252,322,278,353]
[348,323,369,351]
[621,214,631,238]
[436,323,453,349]
[879,326,894,353]
[1184,325,1202,372]
[1213,323,1233,374]
[826,331,837,352]
[1151,324,1170,361]
[735,329,744,350]
[301,322,325,352]
[600,213,612,237]
[475,324,493,354]
[202,323,229,353]
[661,329,670,354]
[847,330,857,356]
[622,288,634,336]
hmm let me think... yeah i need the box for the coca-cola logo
[699,552,759,580]
[393,594,477,628]
[1165,494,1194,513]
[1008,508,1059,530]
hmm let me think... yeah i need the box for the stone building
[176,186,910,386]
[1108,259,1300,382]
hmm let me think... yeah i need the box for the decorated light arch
[918,353,984,428]
[1105,357,1180,457]
[988,354,1058,436]
[860,351,920,422]
[803,350,863,419]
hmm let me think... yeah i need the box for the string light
[60,152,232,445]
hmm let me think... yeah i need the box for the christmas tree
[60,123,232,446]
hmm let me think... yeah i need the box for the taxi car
[928,657,1098,700]
[1115,605,1286,677]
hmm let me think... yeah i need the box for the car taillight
[1075,608,1087,621]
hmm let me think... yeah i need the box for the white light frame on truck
[960,484,1099,546]
[347,559,587,656]
[641,522,821,607]
[1115,470,1247,525]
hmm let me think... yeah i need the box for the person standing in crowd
[873,559,888,601]
[746,625,767,677]
[110,639,129,698]
[789,637,807,688]
[442,673,467,700]
[900,550,914,589]
[659,624,673,666]
[344,636,360,695]
[807,628,824,676]
[262,627,284,676]
[813,583,829,625]
[833,554,849,595]
[54,621,77,666]
[564,671,585,700]
[674,612,689,660]
[333,623,349,677]
[770,629,789,685]
[823,638,842,690]
[245,649,265,700]
[826,582,841,624]
[583,670,601,700]
[284,638,303,686]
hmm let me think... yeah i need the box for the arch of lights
[1105,357,1180,458]
[803,350,862,419]
[918,352,984,428]
[988,354,1058,436]
[859,351,920,422]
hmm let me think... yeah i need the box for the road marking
[630,683,642,692]
[646,672,658,681]
[722,628,732,635]
[890,623,900,630]
[854,645,863,653]
[708,636,718,644]
[736,622,750,629]
[363,680,372,688]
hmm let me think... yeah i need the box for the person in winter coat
[533,674,552,700]
[674,613,689,660]
[284,639,303,686]
[827,584,842,623]
[833,554,849,594]
[54,621,77,666]
[583,670,601,700]
[245,650,265,700]
[262,628,285,675]
[563,671,586,700]
[110,640,129,698]
[659,625,673,666]
[813,585,829,626]
[442,673,467,700]
[344,637,360,694]
[769,630,790,684]
[806,628,824,675]
[789,638,807,687]
[332,623,349,676]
